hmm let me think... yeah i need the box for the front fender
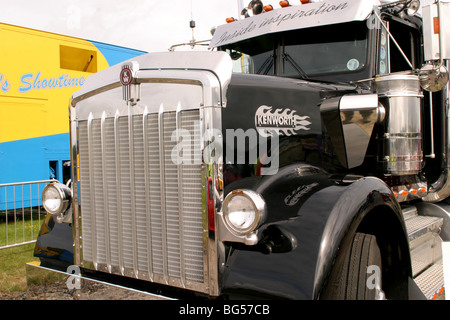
[34,214,73,270]
[220,164,407,299]
[313,176,409,299]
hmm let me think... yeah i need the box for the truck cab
[32,0,450,300]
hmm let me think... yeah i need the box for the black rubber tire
[322,232,383,300]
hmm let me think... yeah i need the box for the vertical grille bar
[142,106,154,281]
[158,104,169,284]
[147,113,163,278]
[163,111,181,280]
[175,104,186,288]
[133,114,149,278]
[100,111,111,272]
[114,110,124,274]
[86,112,97,268]
[180,111,204,283]
[117,116,133,274]
[79,122,91,263]
[127,103,138,278]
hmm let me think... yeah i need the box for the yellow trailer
[0,23,145,209]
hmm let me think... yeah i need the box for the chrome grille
[77,108,205,290]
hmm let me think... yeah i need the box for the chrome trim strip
[158,104,169,284]
[86,112,97,268]
[142,106,154,281]
[100,111,112,272]
[200,106,222,296]
[424,60,450,202]
[175,103,186,288]
[114,110,124,275]
[197,107,208,293]
[70,104,81,266]
[426,91,436,159]
[127,102,138,278]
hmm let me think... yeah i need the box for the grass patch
[0,212,43,247]
[0,243,39,293]
[0,212,44,293]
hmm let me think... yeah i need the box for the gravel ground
[0,291,28,300]
[0,277,164,300]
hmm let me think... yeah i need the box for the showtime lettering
[19,71,86,93]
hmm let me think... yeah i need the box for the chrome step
[409,232,442,276]
[402,206,445,299]
[402,205,419,221]
[413,262,445,300]
[404,212,443,242]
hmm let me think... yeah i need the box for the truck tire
[322,232,384,300]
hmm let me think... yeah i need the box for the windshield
[224,22,368,79]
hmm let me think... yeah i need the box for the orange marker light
[300,0,310,3]
[280,0,290,7]
[400,190,408,197]
[264,5,274,11]
[226,17,236,23]
[434,17,440,34]
[419,187,426,193]
[410,189,418,195]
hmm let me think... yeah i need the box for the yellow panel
[0,23,111,142]
[0,96,47,143]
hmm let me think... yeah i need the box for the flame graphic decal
[255,105,311,137]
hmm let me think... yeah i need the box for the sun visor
[210,0,379,48]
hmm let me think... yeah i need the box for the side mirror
[419,63,449,92]
[406,0,420,16]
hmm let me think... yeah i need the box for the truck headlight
[222,190,266,235]
[42,183,71,215]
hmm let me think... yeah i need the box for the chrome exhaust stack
[375,73,424,176]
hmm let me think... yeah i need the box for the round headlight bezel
[42,182,71,215]
[222,189,266,236]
